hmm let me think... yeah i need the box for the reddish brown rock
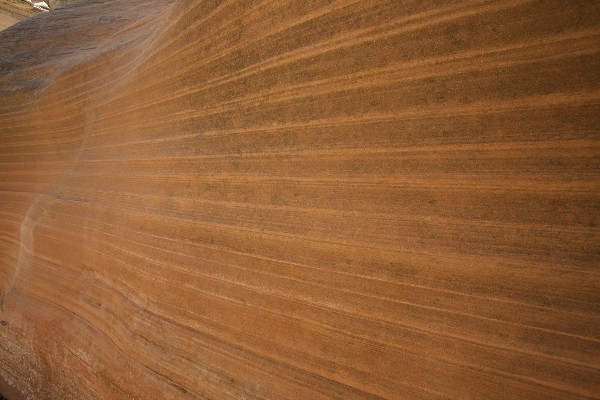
[0,0,599,399]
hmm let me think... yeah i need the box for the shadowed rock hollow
[0,0,599,399]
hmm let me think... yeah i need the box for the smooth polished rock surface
[0,1,599,399]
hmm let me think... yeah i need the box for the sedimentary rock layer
[0,0,41,31]
[0,0,599,399]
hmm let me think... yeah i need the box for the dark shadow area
[0,373,24,400]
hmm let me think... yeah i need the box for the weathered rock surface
[46,0,69,9]
[0,1,599,399]
[0,0,41,31]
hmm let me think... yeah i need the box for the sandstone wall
[0,1,599,399]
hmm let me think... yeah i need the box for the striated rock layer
[0,1,599,399]
[0,0,41,31]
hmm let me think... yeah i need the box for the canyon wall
[0,0,599,399]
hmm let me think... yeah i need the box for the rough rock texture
[0,0,599,399]
[0,0,41,31]
[47,0,69,9]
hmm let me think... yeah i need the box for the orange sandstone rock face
[0,1,599,399]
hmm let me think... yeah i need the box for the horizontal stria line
[23,258,434,400]
[83,90,600,141]
[36,216,600,346]
[38,203,600,321]
[29,232,600,398]
[110,0,511,109]
[54,185,600,248]
[89,30,600,124]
